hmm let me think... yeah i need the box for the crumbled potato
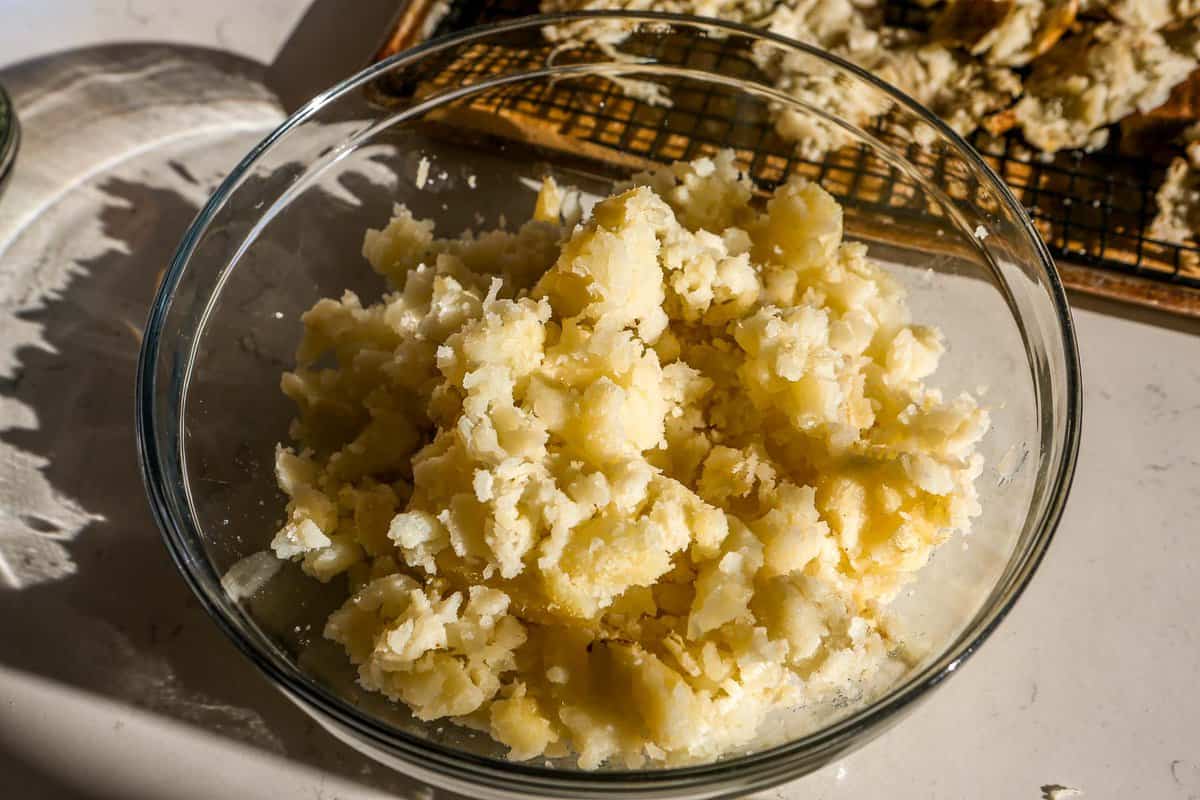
[1150,135,1200,260]
[932,0,1079,67]
[1011,22,1199,153]
[1083,0,1200,30]
[270,151,988,768]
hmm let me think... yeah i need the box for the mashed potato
[269,151,988,768]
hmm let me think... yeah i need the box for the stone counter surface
[0,2,1197,798]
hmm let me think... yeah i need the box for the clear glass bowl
[136,13,1081,799]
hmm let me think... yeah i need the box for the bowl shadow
[0,41,457,800]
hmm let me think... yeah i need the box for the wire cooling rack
[373,0,1200,316]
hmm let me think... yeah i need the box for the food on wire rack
[931,0,1079,67]
[757,7,1023,156]
[541,0,779,49]
[268,151,988,768]
[1083,0,1200,30]
[1007,22,1199,153]
[880,44,1023,141]
[1120,68,1200,152]
[741,1,907,157]
[540,0,1200,252]
[1150,128,1200,261]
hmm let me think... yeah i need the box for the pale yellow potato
[269,150,988,768]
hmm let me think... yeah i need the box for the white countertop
[1,2,1198,798]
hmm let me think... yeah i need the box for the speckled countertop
[0,2,1198,798]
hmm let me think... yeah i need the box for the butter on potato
[269,150,988,768]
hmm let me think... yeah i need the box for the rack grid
[371,0,1200,311]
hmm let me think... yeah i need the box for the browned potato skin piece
[1033,0,1081,57]
[933,0,1079,65]
[983,106,1019,137]
[1120,68,1200,156]
[932,0,1016,50]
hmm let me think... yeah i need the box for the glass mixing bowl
[137,12,1081,799]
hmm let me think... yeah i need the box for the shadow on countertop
[1067,290,1200,337]
[0,16,454,798]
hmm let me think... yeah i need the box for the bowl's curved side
[0,85,20,202]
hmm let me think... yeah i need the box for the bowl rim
[136,10,1082,792]
[0,83,19,188]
